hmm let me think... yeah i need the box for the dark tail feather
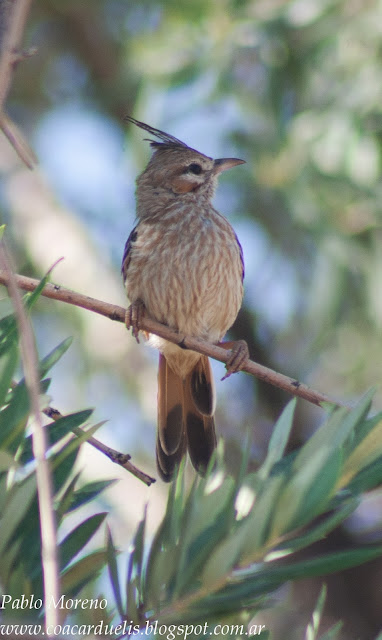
[156,431,186,482]
[156,354,216,481]
[157,354,185,481]
[190,355,216,416]
[184,360,216,474]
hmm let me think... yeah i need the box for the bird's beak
[213,157,246,174]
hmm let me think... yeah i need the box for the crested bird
[122,117,247,481]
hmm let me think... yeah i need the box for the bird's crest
[124,116,193,151]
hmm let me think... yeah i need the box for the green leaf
[19,409,93,464]
[270,448,342,537]
[50,421,103,494]
[107,527,124,618]
[128,506,147,586]
[61,550,108,594]
[346,456,382,493]
[206,545,382,609]
[0,450,18,472]
[38,337,73,379]
[172,472,236,597]
[0,343,18,409]
[339,416,382,488]
[55,472,82,524]
[0,378,50,450]
[0,313,18,357]
[68,479,115,513]
[317,622,342,640]
[200,526,242,588]
[59,512,107,570]
[258,398,296,481]
[274,497,359,556]
[0,474,37,556]
[305,584,327,640]
[239,473,286,563]
[294,393,373,475]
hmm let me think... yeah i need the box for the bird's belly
[125,216,243,347]
[139,253,242,342]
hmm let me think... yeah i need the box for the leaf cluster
[0,287,113,613]
[109,394,382,636]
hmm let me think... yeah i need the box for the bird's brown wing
[121,225,138,281]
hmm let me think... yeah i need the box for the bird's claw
[125,300,146,343]
[221,339,249,380]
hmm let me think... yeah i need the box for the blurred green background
[2,0,382,637]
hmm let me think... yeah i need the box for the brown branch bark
[0,0,36,168]
[0,270,347,409]
[0,250,61,632]
[44,407,156,486]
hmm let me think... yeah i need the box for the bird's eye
[188,163,203,175]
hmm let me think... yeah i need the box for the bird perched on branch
[122,117,247,481]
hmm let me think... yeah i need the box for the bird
[122,116,248,481]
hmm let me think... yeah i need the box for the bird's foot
[219,339,249,380]
[125,299,146,343]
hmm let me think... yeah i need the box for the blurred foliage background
[2,0,382,637]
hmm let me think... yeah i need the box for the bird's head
[125,117,244,212]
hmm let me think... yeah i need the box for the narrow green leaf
[239,473,286,563]
[0,378,50,450]
[317,622,342,640]
[56,472,82,524]
[52,448,80,494]
[201,528,242,588]
[172,472,236,598]
[0,474,37,556]
[19,409,93,464]
[38,337,73,379]
[259,398,296,481]
[305,584,327,640]
[128,506,147,587]
[347,411,382,453]
[0,343,18,409]
[107,527,124,618]
[51,420,102,482]
[23,273,51,311]
[206,544,382,607]
[0,450,18,472]
[275,497,359,556]
[61,550,108,594]
[270,448,342,537]
[339,417,382,488]
[68,479,116,513]
[60,512,107,570]
[294,393,373,475]
[0,313,18,357]
[347,456,382,494]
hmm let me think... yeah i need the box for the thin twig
[0,251,61,632]
[0,0,36,167]
[43,406,156,486]
[0,270,347,409]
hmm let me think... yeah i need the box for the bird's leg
[218,339,249,380]
[125,299,146,343]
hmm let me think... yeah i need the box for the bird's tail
[156,354,216,482]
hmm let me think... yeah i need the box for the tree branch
[0,250,61,633]
[0,0,36,168]
[0,270,347,409]
[43,406,156,486]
